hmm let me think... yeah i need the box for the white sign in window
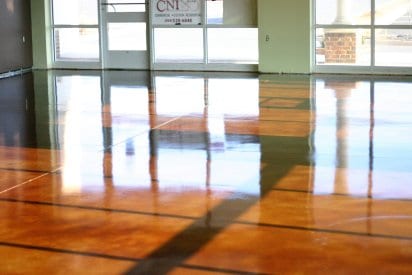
[152,0,202,25]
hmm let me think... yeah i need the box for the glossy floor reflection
[0,70,411,274]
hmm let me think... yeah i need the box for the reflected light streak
[61,77,84,194]
[155,77,205,115]
[207,115,226,152]
[208,78,260,117]
[62,110,82,194]
[6,0,15,13]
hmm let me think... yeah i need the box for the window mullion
[203,0,208,65]
[371,0,375,67]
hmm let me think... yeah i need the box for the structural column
[324,0,357,64]
[333,0,353,24]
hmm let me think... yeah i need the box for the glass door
[101,0,149,69]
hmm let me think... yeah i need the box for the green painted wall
[258,0,311,74]
[31,0,51,69]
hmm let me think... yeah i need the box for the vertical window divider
[148,0,154,70]
[203,0,208,65]
[98,0,104,68]
[371,0,375,67]
[50,0,55,63]
[312,0,317,70]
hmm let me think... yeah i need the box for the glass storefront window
[52,0,100,62]
[207,0,257,26]
[375,29,412,66]
[208,28,258,64]
[153,0,258,68]
[154,28,204,63]
[54,28,100,61]
[315,0,412,70]
[315,0,370,25]
[51,0,259,69]
[53,0,98,25]
[375,0,412,25]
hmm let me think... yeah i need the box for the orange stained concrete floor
[0,70,411,274]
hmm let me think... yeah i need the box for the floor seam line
[0,169,56,195]
[99,116,184,152]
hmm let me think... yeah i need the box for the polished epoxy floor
[0,70,411,274]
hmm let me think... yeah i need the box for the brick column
[324,31,357,64]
